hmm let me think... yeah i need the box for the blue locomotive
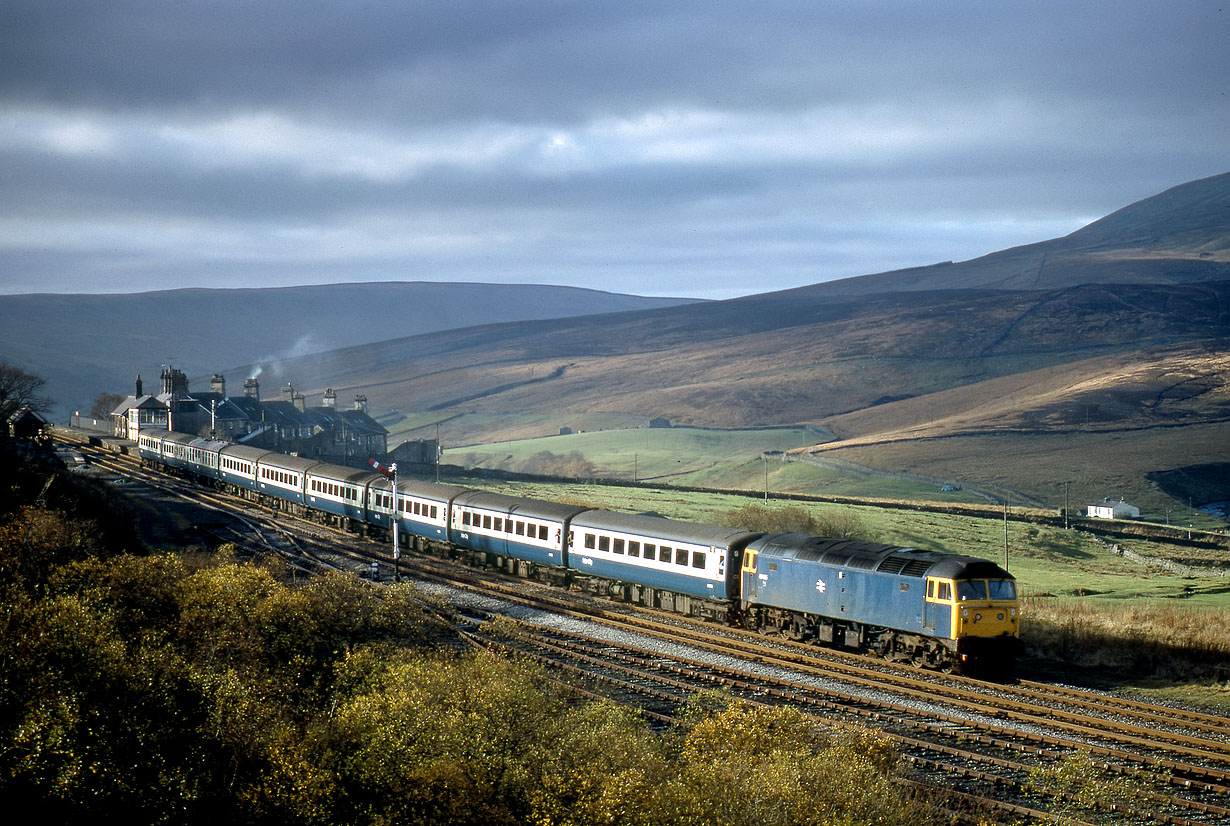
[136,429,1020,673]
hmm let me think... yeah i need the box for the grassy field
[440,425,995,505]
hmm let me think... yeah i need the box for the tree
[0,362,50,423]
[89,392,124,420]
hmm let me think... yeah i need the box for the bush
[719,503,867,539]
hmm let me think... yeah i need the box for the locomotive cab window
[928,580,953,601]
[957,581,988,601]
[989,580,1016,600]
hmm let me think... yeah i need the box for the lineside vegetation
[0,443,947,824]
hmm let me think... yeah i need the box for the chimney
[293,392,305,412]
[281,383,294,403]
[210,373,226,396]
[353,394,367,413]
[161,366,189,397]
[244,378,260,400]
[323,388,336,408]
[135,374,143,397]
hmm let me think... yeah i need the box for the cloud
[0,1,1226,299]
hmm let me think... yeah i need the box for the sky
[2,1,1227,301]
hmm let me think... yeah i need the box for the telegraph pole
[1003,499,1009,571]
[391,463,400,582]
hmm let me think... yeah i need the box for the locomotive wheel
[785,614,810,642]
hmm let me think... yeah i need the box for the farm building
[1086,497,1140,520]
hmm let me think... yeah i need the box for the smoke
[249,333,327,382]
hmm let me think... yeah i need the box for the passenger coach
[449,491,587,578]
[568,510,759,620]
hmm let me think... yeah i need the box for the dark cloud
[1,1,1226,298]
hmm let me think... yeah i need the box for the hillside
[244,173,1230,510]
[0,282,699,418]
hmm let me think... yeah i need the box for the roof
[110,394,165,416]
[570,509,762,548]
[7,406,48,424]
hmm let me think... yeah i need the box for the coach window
[644,543,656,560]
[493,517,502,532]
[675,548,688,566]
[628,541,640,557]
[462,511,471,526]
[516,521,525,536]
[692,551,705,569]
[659,545,672,563]
[538,525,548,540]
[482,515,492,529]
[584,533,596,549]
[598,536,610,552]
[613,538,625,554]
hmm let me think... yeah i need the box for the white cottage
[1086,497,1140,520]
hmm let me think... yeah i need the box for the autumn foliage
[0,446,938,824]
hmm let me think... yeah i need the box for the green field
[441,425,991,504]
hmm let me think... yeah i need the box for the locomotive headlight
[997,612,1005,621]
[974,613,982,622]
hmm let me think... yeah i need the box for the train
[136,428,1021,674]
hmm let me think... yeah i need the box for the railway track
[58,431,1230,824]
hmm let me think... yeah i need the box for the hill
[244,173,1230,512]
[0,282,699,419]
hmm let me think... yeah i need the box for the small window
[692,551,705,569]
[493,518,502,532]
[430,506,438,519]
[539,525,548,540]
[660,545,672,563]
[613,538,625,554]
[462,511,471,526]
[769,562,778,571]
[644,543,656,560]
[482,515,492,529]
[899,583,910,592]
[598,536,610,552]
[516,521,525,536]
[585,534,596,549]
[505,519,513,533]
[675,548,688,566]
[628,541,640,558]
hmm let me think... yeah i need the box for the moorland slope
[253,172,1230,510]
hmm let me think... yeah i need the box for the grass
[440,424,993,504]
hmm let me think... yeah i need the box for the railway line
[57,431,1230,824]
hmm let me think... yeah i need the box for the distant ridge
[767,170,1230,298]
[0,281,701,417]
